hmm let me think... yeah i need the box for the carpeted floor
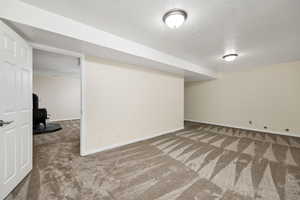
[5,120,300,200]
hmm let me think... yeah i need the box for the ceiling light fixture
[163,9,188,29]
[222,53,238,62]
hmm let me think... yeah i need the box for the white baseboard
[49,118,80,122]
[185,119,300,138]
[81,127,184,156]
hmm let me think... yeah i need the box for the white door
[0,21,32,200]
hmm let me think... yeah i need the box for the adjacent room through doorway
[31,48,81,150]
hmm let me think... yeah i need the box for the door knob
[0,120,14,127]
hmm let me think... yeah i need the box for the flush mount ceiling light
[222,53,239,62]
[163,9,188,29]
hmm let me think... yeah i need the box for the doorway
[31,44,86,155]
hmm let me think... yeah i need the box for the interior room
[32,49,81,134]
[0,1,300,200]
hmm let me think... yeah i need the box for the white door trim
[79,55,87,156]
[30,43,87,156]
[30,43,83,58]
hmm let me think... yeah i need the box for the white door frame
[30,43,87,156]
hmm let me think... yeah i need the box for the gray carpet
[5,120,300,200]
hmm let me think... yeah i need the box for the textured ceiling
[22,0,300,72]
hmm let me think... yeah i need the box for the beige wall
[185,61,300,135]
[83,57,184,154]
[33,74,81,121]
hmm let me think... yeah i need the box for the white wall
[83,57,184,154]
[33,74,81,121]
[185,61,300,136]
